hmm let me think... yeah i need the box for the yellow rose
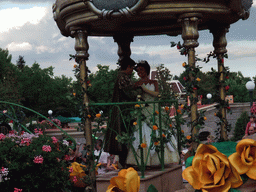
[69,162,88,188]
[155,110,159,115]
[133,122,137,126]
[196,77,201,82]
[69,162,86,178]
[204,116,207,120]
[182,144,242,192]
[228,139,256,180]
[107,167,140,192]
[182,62,186,67]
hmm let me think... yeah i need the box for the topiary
[232,111,249,141]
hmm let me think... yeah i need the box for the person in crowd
[68,144,82,163]
[244,115,256,137]
[243,126,255,139]
[95,139,116,174]
[104,57,142,168]
[80,143,87,165]
[206,135,215,144]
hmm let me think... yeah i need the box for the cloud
[0,6,47,33]
[253,0,256,8]
[6,42,32,52]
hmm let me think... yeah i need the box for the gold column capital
[72,29,89,60]
[210,25,230,55]
[178,13,202,48]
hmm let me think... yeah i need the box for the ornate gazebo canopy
[53,0,252,37]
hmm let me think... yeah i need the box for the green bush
[232,111,249,141]
[0,131,72,192]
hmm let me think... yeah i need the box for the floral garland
[170,41,231,142]
[171,42,207,143]
[203,52,232,140]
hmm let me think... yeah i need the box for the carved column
[211,26,229,141]
[72,29,96,191]
[113,34,134,62]
[179,14,201,139]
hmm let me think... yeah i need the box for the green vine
[170,41,231,142]
[171,41,207,142]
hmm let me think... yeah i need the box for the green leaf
[147,184,158,192]
[170,42,177,47]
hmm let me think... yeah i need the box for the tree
[0,48,21,103]
[17,62,73,116]
[16,55,26,71]
[232,111,249,141]
[176,69,253,103]
[225,71,251,102]
[87,65,119,103]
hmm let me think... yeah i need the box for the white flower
[63,140,69,146]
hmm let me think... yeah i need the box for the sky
[0,0,256,80]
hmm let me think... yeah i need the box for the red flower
[221,58,224,63]
[33,155,43,164]
[193,87,197,90]
[9,120,13,123]
[86,80,90,84]
[227,106,231,110]
[177,45,180,49]
[225,85,230,91]
[226,76,229,79]
[64,155,70,161]
[183,77,187,81]
[42,145,52,152]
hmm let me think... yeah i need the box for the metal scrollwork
[84,0,149,19]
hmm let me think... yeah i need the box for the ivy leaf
[170,42,177,47]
